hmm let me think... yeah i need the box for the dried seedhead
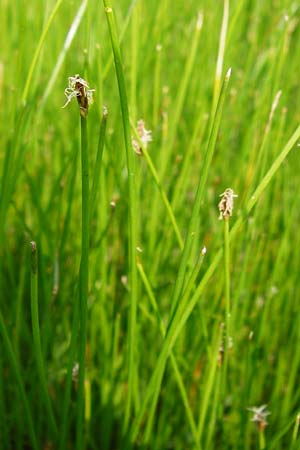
[132,120,152,155]
[247,404,271,431]
[72,362,79,384]
[63,74,95,117]
[218,188,238,220]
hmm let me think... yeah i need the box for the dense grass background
[1,0,300,449]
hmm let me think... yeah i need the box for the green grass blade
[102,0,139,430]
[22,0,63,104]
[30,241,58,440]
[76,114,90,450]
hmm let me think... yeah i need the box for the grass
[1,0,300,449]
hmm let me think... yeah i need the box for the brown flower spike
[247,404,271,431]
[132,119,152,155]
[218,188,238,220]
[63,74,95,118]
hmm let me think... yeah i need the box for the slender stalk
[197,329,221,441]
[169,68,231,317]
[22,0,63,104]
[63,74,94,449]
[158,12,203,180]
[0,310,39,450]
[212,0,229,113]
[152,43,162,128]
[103,1,139,430]
[14,244,27,359]
[102,0,138,80]
[291,414,300,449]
[137,260,201,450]
[259,429,266,450]
[132,250,206,442]
[58,289,79,450]
[30,241,58,439]
[130,2,138,120]
[148,12,203,254]
[0,356,9,449]
[223,217,231,363]
[131,120,184,250]
[90,106,108,223]
[220,216,231,419]
[76,114,90,450]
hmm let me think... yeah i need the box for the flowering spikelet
[218,188,238,220]
[247,405,271,431]
[132,119,152,155]
[63,74,95,117]
[72,362,79,383]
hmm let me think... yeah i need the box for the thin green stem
[22,0,63,104]
[132,250,206,442]
[102,0,138,80]
[159,12,203,179]
[137,260,201,450]
[14,244,27,360]
[130,2,138,120]
[58,289,79,450]
[103,0,139,430]
[30,241,58,439]
[224,217,231,358]
[152,43,162,128]
[259,429,266,450]
[292,414,300,445]
[220,217,231,419]
[76,115,90,450]
[0,311,39,450]
[197,330,221,441]
[131,119,184,250]
[212,0,229,113]
[169,68,231,317]
[90,106,108,224]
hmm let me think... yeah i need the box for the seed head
[247,404,271,431]
[63,74,95,117]
[72,362,79,383]
[132,119,152,155]
[218,188,238,220]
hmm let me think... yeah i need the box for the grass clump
[1,1,300,449]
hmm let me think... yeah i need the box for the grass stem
[103,0,139,430]
[76,114,90,450]
[30,241,58,440]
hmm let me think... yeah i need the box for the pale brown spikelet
[247,405,271,431]
[132,119,152,155]
[218,188,238,220]
[63,74,95,117]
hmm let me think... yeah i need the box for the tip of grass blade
[226,67,232,79]
[197,11,204,30]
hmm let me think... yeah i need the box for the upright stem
[224,218,231,350]
[169,68,231,317]
[103,1,139,430]
[22,0,63,104]
[0,310,38,450]
[90,107,108,224]
[212,0,229,114]
[30,241,58,440]
[259,429,266,450]
[221,217,231,402]
[76,115,90,450]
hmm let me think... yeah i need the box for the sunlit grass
[1,1,300,449]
